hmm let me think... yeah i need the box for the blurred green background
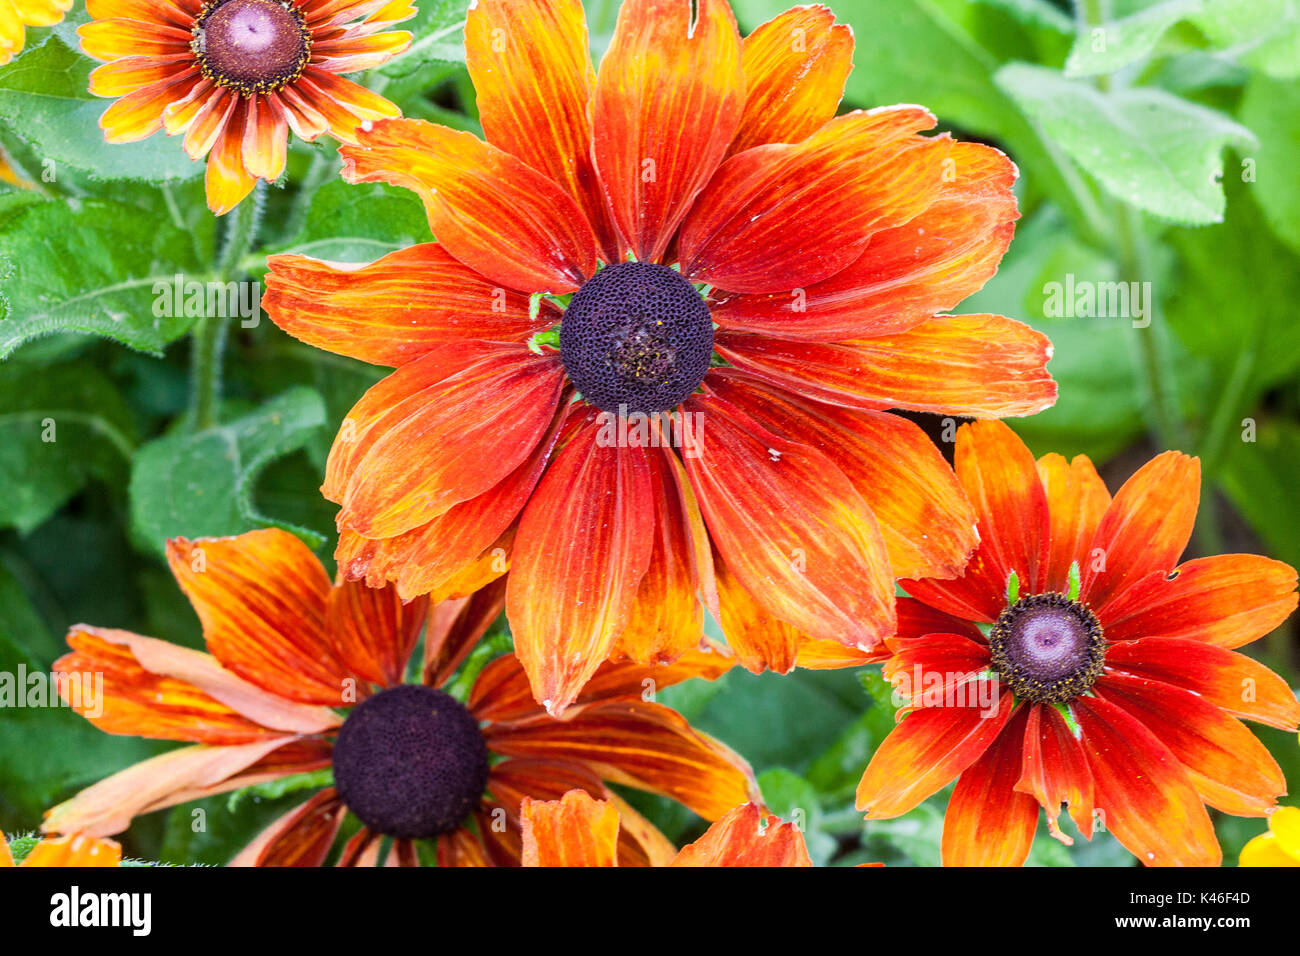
[1,0,1298,865]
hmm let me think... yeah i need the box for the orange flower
[855,420,1300,867]
[1,831,121,867]
[262,0,1056,714]
[520,790,812,867]
[79,0,413,214]
[41,528,757,866]
[0,0,70,65]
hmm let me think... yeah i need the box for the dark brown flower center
[560,261,714,415]
[331,685,489,839]
[193,0,311,95]
[988,592,1105,704]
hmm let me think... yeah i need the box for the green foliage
[0,37,203,183]
[127,387,328,555]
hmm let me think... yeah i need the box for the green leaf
[662,667,866,775]
[0,36,203,183]
[0,360,136,534]
[1219,420,1300,571]
[1192,0,1300,79]
[1239,73,1300,256]
[1165,176,1300,393]
[0,195,215,358]
[974,0,1072,34]
[1064,0,1204,77]
[996,63,1256,224]
[962,208,1146,461]
[261,180,430,266]
[0,628,161,828]
[755,768,838,864]
[127,387,328,556]
[226,768,334,813]
[379,0,469,78]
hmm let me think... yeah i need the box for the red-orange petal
[340,118,598,292]
[310,30,411,73]
[324,579,426,689]
[79,18,192,60]
[709,141,1017,339]
[465,0,618,261]
[336,349,566,538]
[485,699,759,820]
[166,530,351,705]
[422,578,507,688]
[671,803,813,867]
[263,244,556,367]
[1036,451,1111,594]
[55,626,339,743]
[941,708,1039,866]
[43,738,294,837]
[520,790,621,867]
[728,4,852,157]
[684,389,894,652]
[1015,702,1094,844]
[471,643,733,725]
[680,108,949,294]
[1100,554,1298,650]
[507,414,656,714]
[337,399,567,602]
[881,632,992,707]
[707,371,977,581]
[204,104,257,215]
[1080,451,1200,612]
[1073,694,1220,866]
[1104,638,1300,730]
[591,0,744,263]
[856,687,1013,818]
[322,341,521,504]
[241,92,288,183]
[904,420,1050,623]
[713,547,801,675]
[229,787,346,866]
[614,444,713,665]
[99,67,201,143]
[1097,673,1286,817]
[717,314,1056,419]
[85,0,193,30]
[88,54,192,97]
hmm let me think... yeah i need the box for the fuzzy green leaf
[996,63,1256,224]
[127,387,328,555]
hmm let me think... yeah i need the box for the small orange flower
[262,0,1056,715]
[41,528,757,866]
[520,790,812,867]
[1,831,121,867]
[0,0,70,65]
[855,420,1300,867]
[79,0,413,214]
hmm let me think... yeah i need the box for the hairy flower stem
[190,183,265,430]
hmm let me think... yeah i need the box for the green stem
[189,184,265,430]
[188,315,227,431]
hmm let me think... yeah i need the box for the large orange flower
[41,528,757,866]
[520,790,811,867]
[0,0,70,64]
[79,0,413,214]
[263,0,1055,714]
[856,420,1300,866]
